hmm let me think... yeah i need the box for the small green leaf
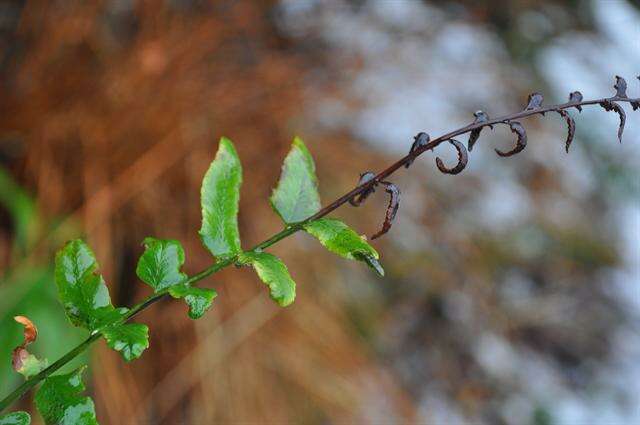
[102,324,149,362]
[54,240,120,331]
[35,367,98,425]
[239,251,296,307]
[169,284,217,319]
[0,411,30,425]
[270,137,321,223]
[199,137,243,258]
[136,237,187,292]
[303,218,384,276]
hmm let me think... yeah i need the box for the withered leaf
[435,139,468,175]
[12,316,48,378]
[632,76,639,111]
[371,182,400,240]
[599,100,626,143]
[468,110,491,152]
[405,132,430,168]
[495,121,527,157]
[614,75,627,98]
[569,91,583,112]
[525,92,544,111]
[349,171,377,207]
[556,109,576,153]
[14,316,37,346]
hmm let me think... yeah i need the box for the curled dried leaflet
[346,75,638,241]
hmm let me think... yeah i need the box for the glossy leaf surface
[102,324,149,362]
[270,137,321,223]
[199,137,243,258]
[239,251,296,307]
[136,238,187,292]
[35,367,98,425]
[303,218,384,276]
[169,284,217,319]
[54,240,120,331]
[0,412,30,425]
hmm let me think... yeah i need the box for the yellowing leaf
[239,251,296,307]
[199,138,243,258]
[303,218,384,276]
[270,137,321,223]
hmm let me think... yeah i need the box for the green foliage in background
[0,166,87,419]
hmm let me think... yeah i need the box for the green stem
[0,333,100,412]
[0,226,298,413]
[3,94,637,413]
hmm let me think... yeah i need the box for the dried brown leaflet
[349,171,377,206]
[370,181,400,240]
[495,121,527,157]
[405,132,430,168]
[569,91,583,112]
[614,75,627,98]
[2,77,640,414]
[632,76,640,111]
[348,172,401,239]
[12,316,38,373]
[599,100,626,143]
[332,75,638,240]
[556,109,576,153]
[435,139,468,175]
[599,75,631,143]
[468,110,491,152]
[525,92,545,113]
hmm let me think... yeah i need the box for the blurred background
[0,0,638,423]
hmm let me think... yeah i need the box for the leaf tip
[357,253,385,277]
[219,135,233,146]
[277,293,296,307]
[218,137,241,163]
[292,135,306,149]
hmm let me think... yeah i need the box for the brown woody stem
[0,94,637,413]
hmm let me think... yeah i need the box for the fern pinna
[1,75,638,424]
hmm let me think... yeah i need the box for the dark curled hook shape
[405,132,430,168]
[599,100,626,143]
[556,109,576,153]
[633,76,640,111]
[495,121,527,157]
[371,181,400,240]
[435,139,468,175]
[349,171,377,206]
